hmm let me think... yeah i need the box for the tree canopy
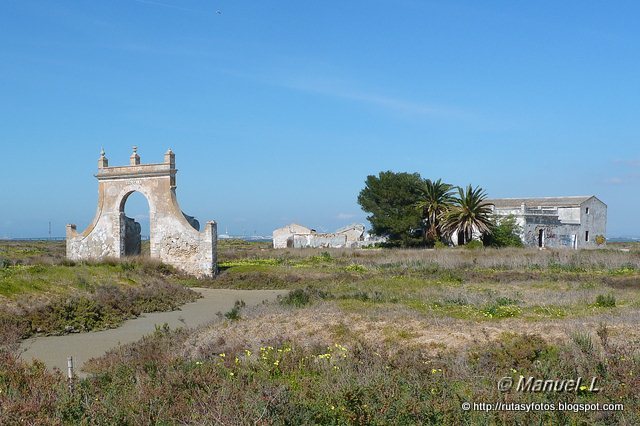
[441,185,494,245]
[483,215,524,247]
[358,172,496,248]
[415,178,455,246]
[357,171,425,246]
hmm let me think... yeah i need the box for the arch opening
[121,191,151,256]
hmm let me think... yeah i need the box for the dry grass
[2,240,640,423]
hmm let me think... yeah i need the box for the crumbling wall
[123,215,141,256]
[273,224,314,249]
[293,234,347,248]
[274,223,380,249]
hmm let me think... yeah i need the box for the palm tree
[415,179,455,245]
[442,185,494,245]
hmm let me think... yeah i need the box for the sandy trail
[19,288,287,375]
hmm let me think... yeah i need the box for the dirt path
[19,288,287,375]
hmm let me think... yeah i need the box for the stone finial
[98,148,108,169]
[130,146,140,165]
[164,148,175,168]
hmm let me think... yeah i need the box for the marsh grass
[2,321,638,425]
[0,242,200,336]
[213,246,638,316]
[3,240,640,423]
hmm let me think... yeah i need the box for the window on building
[586,207,590,215]
[585,231,589,242]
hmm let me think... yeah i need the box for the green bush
[433,240,447,249]
[595,294,616,308]
[14,281,199,336]
[482,304,521,319]
[281,289,310,307]
[465,240,483,250]
[571,331,594,355]
[280,287,329,307]
[224,300,246,320]
[495,296,520,306]
[483,215,524,248]
[344,263,367,273]
[475,333,553,369]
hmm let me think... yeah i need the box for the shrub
[495,296,520,306]
[571,331,594,355]
[281,289,310,307]
[11,281,199,336]
[465,240,483,250]
[307,251,334,264]
[280,287,329,307]
[482,304,521,319]
[344,263,366,273]
[595,294,616,308]
[475,333,552,369]
[438,270,463,284]
[224,300,246,320]
[433,240,447,249]
[483,214,524,248]
[595,235,606,245]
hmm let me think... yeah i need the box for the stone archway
[66,148,217,277]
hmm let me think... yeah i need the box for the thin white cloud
[337,212,357,220]
[604,177,625,185]
[613,159,640,168]
[279,77,472,120]
[604,173,640,185]
[605,159,640,185]
[131,0,204,13]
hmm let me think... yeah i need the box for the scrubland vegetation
[2,239,640,424]
[0,241,199,336]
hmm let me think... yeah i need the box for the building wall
[273,223,378,249]
[338,228,364,243]
[273,224,313,249]
[557,207,580,224]
[492,197,607,249]
[123,215,142,256]
[578,197,607,248]
[522,217,580,249]
[293,234,347,248]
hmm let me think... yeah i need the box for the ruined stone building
[273,223,379,248]
[487,196,607,249]
[67,148,217,277]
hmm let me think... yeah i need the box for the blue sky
[0,0,638,238]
